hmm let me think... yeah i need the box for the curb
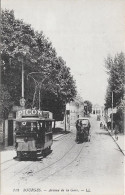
[53,130,72,140]
[53,133,66,140]
[106,128,125,156]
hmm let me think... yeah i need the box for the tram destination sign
[16,109,53,119]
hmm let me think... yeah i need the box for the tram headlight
[22,122,26,126]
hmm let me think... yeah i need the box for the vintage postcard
[0,0,125,195]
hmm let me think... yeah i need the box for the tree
[105,52,125,108]
[83,100,92,114]
[105,52,125,133]
[0,85,13,120]
[1,9,77,120]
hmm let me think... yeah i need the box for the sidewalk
[100,116,125,156]
[107,129,125,156]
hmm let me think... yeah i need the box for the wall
[92,104,104,116]
[69,101,84,127]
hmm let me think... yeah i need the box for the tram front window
[16,121,42,132]
[45,121,52,133]
[81,120,88,125]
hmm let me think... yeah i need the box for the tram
[14,109,54,160]
[76,117,91,143]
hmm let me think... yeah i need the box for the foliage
[1,9,77,120]
[0,85,13,120]
[105,52,125,133]
[83,100,92,113]
[105,52,125,108]
[110,108,124,133]
[74,94,84,105]
[116,107,124,133]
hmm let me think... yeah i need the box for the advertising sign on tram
[16,109,53,119]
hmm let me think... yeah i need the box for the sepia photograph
[0,0,125,194]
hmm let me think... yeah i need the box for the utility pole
[65,109,66,132]
[20,58,26,108]
[39,89,40,110]
[22,59,24,98]
[111,91,113,132]
[38,84,42,110]
[66,102,70,131]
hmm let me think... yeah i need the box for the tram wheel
[15,151,22,160]
[48,146,51,151]
[42,149,47,157]
[42,147,51,157]
[36,150,43,160]
[17,151,20,157]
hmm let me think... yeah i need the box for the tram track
[2,126,91,188]
[38,142,85,183]
[18,135,71,174]
[52,132,74,149]
[12,139,87,187]
[16,132,73,174]
[33,141,86,186]
[3,132,75,183]
[1,130,78,186]
[10,141,72,177]
[1,158,14,165]
[29,139,76,175]
[1,161,20,172]
[1,131,72,170]
[9,139,77,185]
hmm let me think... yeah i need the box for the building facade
[66,100,84,129]
[92,104,104,116]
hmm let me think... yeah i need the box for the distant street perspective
[1,1,125,195]
[1,115,124,194]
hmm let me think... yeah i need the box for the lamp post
[111,91,113,132]
[22,59,24,99]
[66,102,70,131]
[64,108,67,132]
[19,55,26,108]
[56,84,67,132]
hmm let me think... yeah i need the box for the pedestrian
[100,122,103,129]
[107,121,111,130]
[114,123,119,140]
[76,120,81,142]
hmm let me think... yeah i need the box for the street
[1,115,124,195]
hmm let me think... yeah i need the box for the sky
[1,0,125,106]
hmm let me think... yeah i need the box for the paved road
[1,115,124,195]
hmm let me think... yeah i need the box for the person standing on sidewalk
[76,120,81,142]
[100,122,103,129]
[114,123,119,140]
